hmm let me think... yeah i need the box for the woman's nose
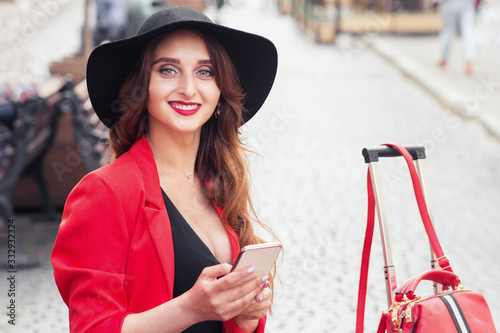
[178,74,196,98]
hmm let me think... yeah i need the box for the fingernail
[261,275,269,282]
[259,282,265,288]
[247,267,255,274]
[258,296,263,302]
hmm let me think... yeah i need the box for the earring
[214,104,221,118]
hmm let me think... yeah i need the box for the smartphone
[230,242,282,276]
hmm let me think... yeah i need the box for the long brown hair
[110,28,275,253]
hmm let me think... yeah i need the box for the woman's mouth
[169,101,201,116]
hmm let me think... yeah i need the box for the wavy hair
[109,28,276,269]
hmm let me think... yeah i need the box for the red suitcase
[355,143,496,333]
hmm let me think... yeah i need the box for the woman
[51,6,278,333]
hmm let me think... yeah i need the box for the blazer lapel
[129,136,175,298]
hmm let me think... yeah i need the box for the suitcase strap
[355,142,453,333]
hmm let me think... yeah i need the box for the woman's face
[147,29,221,137]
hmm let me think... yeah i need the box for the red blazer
[51,135,266,333]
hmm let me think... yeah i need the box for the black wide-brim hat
[86,6,278,128]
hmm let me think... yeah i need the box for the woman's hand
[233,280,272,332]
[122,264,271,333]
[182,263,269,324]
[236,280,272,320]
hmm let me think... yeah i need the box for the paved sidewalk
[0,214,68,333]
[366,2,500,141]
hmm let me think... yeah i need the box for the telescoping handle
[363,144,427,307]
[363,144,444,306]
[362,144,426,163]
[356,143,451,333]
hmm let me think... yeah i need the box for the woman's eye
[159,67,176,75]
[198,69,214,77]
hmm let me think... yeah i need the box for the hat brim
[86,8,278,128]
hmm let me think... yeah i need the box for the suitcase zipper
[388,296,426,332]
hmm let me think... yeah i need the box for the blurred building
[277,0,442,43]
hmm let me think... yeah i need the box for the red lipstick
[169,101,201,116]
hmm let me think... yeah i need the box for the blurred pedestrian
[93,0,128,46]
[51,6,278,333]
[437,0,477,74]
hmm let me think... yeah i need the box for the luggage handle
[362,145,426,163]
[363,143,442,306]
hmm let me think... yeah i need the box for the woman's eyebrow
[197,59,212,65]
[153,57,212,65]
[153,57,180,65]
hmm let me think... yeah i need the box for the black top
[162,189,223,333]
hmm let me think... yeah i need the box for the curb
[369,39,500,142]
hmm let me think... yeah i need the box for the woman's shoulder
[77,151,144,194]
[69,137,161,210]
[60,149,151,239]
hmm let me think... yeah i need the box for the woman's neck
[146,127,200,181]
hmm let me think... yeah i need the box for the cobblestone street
[1,1,499,332]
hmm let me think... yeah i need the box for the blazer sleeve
[51,172,134,333]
